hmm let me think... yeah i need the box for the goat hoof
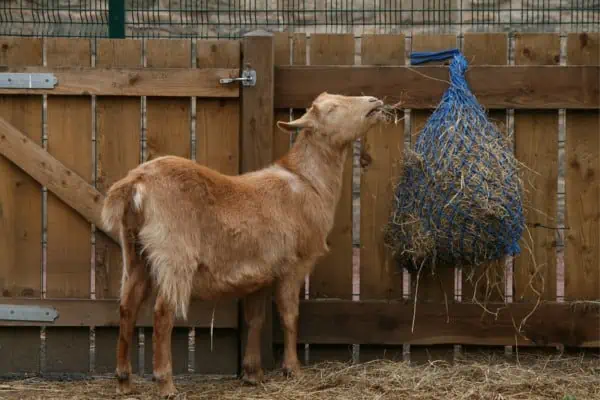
[116,381,133,395]
[241,369,264,386]
[115,370,132,394]
[283,364,302,378]
[159,383,178,398]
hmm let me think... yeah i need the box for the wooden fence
[0,32,598,376]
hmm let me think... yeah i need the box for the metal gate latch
[0,305,59,323]
[220,66,256,87]
[0,73,58,89]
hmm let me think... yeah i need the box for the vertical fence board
[195,39,241,374]
[409,34,458,364]
[513,33,560,302]
[45,38,92,299]
[461,33,509,304]
[94,38,142,374]
[273,33,292,161]
[308,34,355,300]
[0,37,43,375]
[358,34,406,362]
[196,40,240,175]
[359,34,405,301]
[0,38,43,297]
[44,37,92,374]
[565,33,599,301]
[306,33,355,363]
[145,39,192,161]
[143,38,193,375]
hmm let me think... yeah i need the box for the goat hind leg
[116,256,150,394]
[241,287,268,385]
[152,294,177,397]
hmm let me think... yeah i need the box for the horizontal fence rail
[275,65,600,109]
[0,67,240,97]
[273,300,600,348]
[0,298,238,328]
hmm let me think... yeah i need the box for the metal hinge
[219,66,256,87]
[0,305,59,323]
[0,73,58,89]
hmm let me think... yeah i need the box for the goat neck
[277,127,350,210]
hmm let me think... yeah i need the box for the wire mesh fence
[0,1,598,38]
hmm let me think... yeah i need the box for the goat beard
[359,138,373,168]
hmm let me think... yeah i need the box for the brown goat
[101,92,384,397]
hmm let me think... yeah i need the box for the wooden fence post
[239,30,275,371]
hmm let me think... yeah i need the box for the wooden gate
[0,32,274,376]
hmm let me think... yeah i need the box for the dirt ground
[1,353,598,400]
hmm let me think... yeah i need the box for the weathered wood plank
[514,33,560,301]
[0,298,238,328]
[360,34,405,301]
[0,116,115,242]
[273,300,600,348]
[274,65,599,109]
[0,36,43,376]
[145,39,192,161]
[0,37,43,301]
[309,34,355,301]
[565,33,600,301]
[273,33,292,162]
[0,328,40,375]
[0,66,239,97]
[44,37,93,375]
[196,41,240,176]
[45,327,89,374]
[94,39,142,301]
[46,38,92,299]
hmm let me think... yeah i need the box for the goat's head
[276,92,383,147]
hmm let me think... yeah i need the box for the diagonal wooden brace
[0,115,119,244]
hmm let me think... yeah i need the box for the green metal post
[108,0,126,38]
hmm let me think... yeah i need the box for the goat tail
[101,177,136,234]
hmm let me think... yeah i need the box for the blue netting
[385,49,525,271]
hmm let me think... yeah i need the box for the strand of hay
[2,353,598,399]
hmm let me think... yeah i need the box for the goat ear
[276,117,311,133]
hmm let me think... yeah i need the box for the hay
[1,353,598,399]
[384,122,526,273]
[382,53,526,273]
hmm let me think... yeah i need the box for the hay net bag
[384,48,525,272]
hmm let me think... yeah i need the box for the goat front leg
[152,294,177,397]
[116,258,150,394]
[275,276,303,377]
[241,287,268,385]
